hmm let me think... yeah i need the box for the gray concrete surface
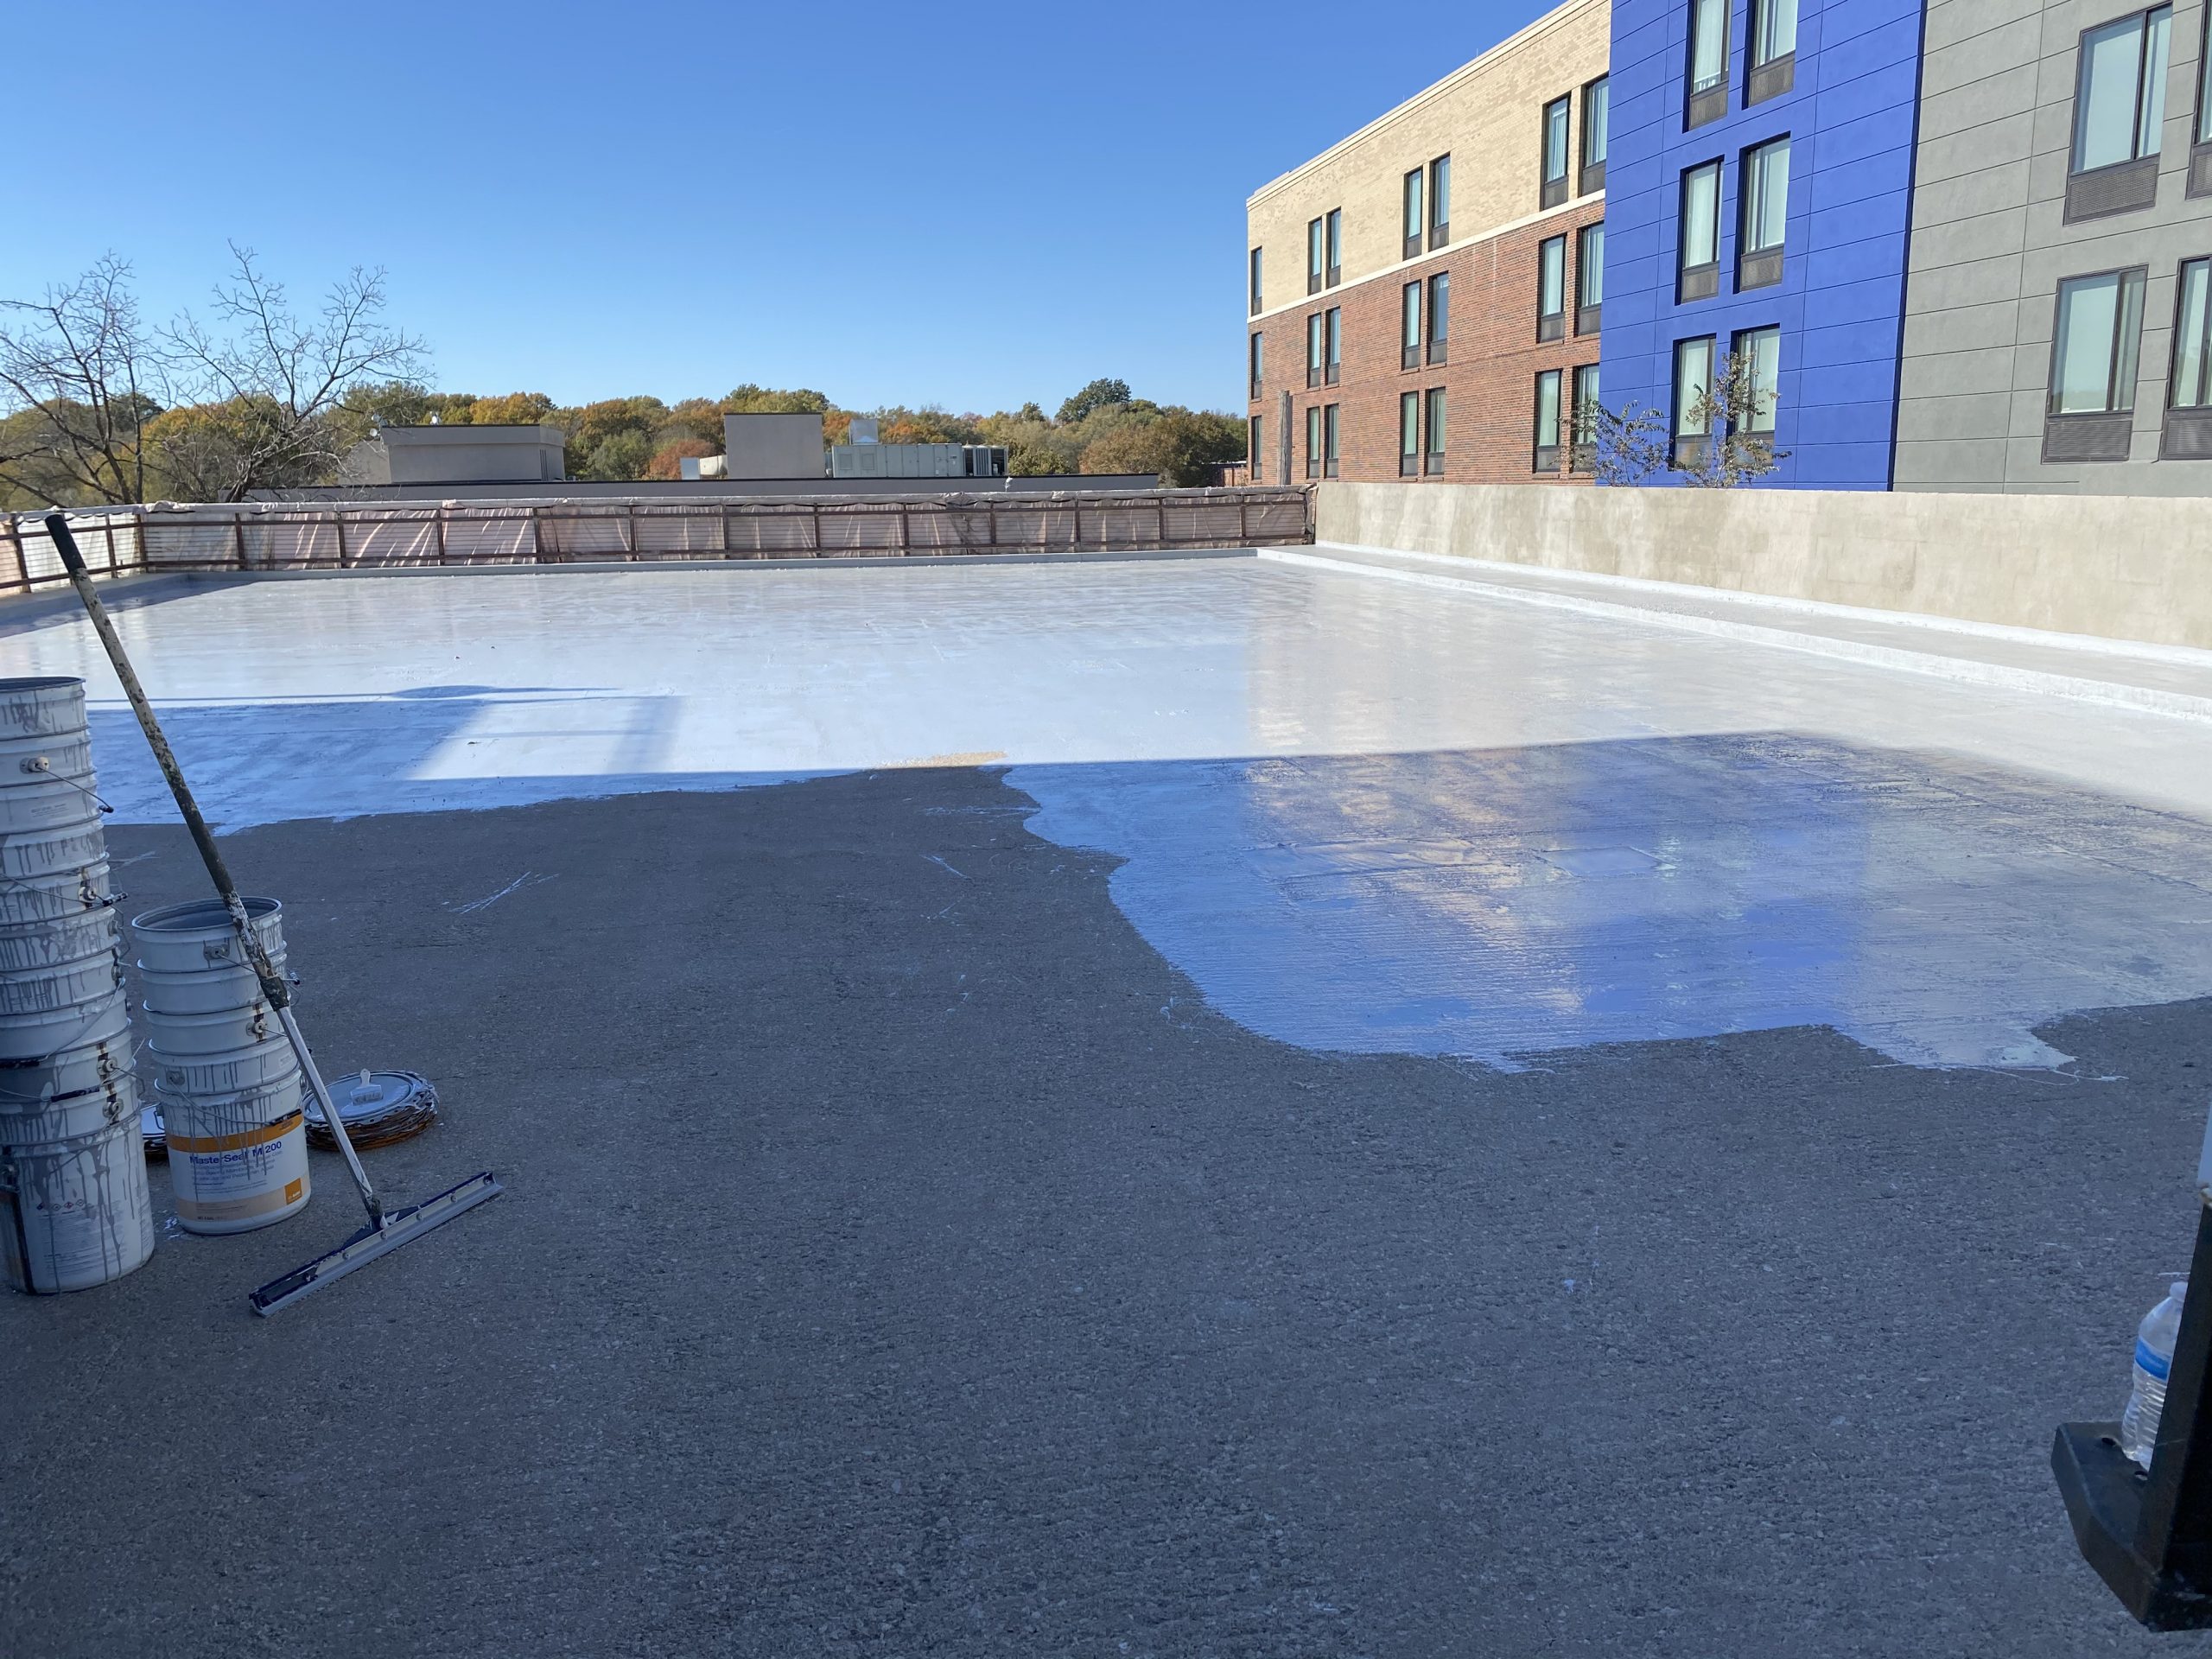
[1315,478,2212,649]
[5,769,2211,1657]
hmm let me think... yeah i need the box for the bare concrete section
[1315,480,2212,651]
[3,775,2209,1658]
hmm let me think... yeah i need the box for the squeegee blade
[249,1171,503,1317]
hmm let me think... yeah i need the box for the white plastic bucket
[130,898,284,975]
[146,1033,296,1096]
[0,1027,133,1104]
[0,772,105,835]
[139,1000,276,1056]
[0,1071,134,1144]
[0,1116,156,1294]
[160,1097,309,1236]
[0,906,118,972]
[137,950,286,1016]
[0,812,106,881]
[0,677,86,741]
[0,944,124,1018]
[0,728,95,782]
[0,983,128,1061]
[0,863,112,927]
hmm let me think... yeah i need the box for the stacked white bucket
[0,677,156,1294]
[135,896,311,1234]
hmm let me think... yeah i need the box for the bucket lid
[304,1069,437,1149]
[130,896,283,934]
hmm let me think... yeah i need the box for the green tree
[1056,378,1131,425]
[645,437,717,480]
[1080,408,1247,487]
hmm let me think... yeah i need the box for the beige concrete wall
[1245,0,1608,316]
[1316,480,2212,649]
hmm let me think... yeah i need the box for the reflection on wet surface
[4,558,2208,1067]
[1016,736,2212,1068]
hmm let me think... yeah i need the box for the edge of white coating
[1278,545,2212,725]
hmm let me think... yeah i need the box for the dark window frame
[2164,256,2212,454]
[1424,387,1446,474]
[1537,233,1567,342]
[1306,313,1325,390]
[1249,414,1264,482]
[1249,246,1263,316]
[1576,220,1605,334]
[1249,331,1264,401]
[1730,324,1782,437]
[1737,136,1789,290]
[1677,159,1724,302]
[1746,0,1796,103]
[1325,307,1342,387]
[1325,208,1343,288]
[1429,155,1452,248]
[1426,271,1451,365]
[1687,0,1731,128]
[1400,390,1421,476]
[2194,2,2212,195]
[2065,5,2171,219]
[1307,218,1325,296]
[1672,334,1717,467]
[1402,281,1422,372]
[1305,404,1323,480]
[2044,264,2147,462]
[1541,94,1572,208]
[1570,362,1600,473]
[1403,167,1426,262]
[1533,367,1564,474]
[1580,75,1609,194]
[1322,403,1341,478]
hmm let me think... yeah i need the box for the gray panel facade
[1898,0,2212,492]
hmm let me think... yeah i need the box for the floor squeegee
[43,512,501,1316]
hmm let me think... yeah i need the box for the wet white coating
[4,558,2209,1068]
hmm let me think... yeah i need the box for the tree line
[0,255,1248,507]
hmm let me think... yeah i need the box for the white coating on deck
[4,557,2209,1068]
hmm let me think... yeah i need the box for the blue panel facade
[1597,0,1925,488]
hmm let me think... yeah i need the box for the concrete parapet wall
[1314,480,2212,651]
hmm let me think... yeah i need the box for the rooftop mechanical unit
[830,442,1007,480]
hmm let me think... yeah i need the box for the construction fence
[0,486,1313,598]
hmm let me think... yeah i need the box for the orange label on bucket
[162,1110,305,1155]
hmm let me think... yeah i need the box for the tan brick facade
[1244,0,1609,486]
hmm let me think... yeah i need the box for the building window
[1538,234,1567,341]
[2068,6,2171,220]
[1306,405,1322,479]
[1427,271,1450,365]
[1325,209,1343,287]
[1249,332,1264,400]
[1688,0,1730,127]
[1748,0,1796,102]
[1323,404,1340,477]
[1403,168,1426,262]
[1430,156,1452,247]
[2166,257,2212,454]
[1571,362,1601,471]
[1249,415,1263,482]
[1307,218,1325,296]
[1325,308,1342,386]
[1733,325,1781,435]
[1400,391,1421,475]
[1673,335,1715,466]
[1580,76,1609,194]
[2044,266,2146,461]
[1678,161,1722,302]
[1306,314,1324,388]
[1424,387,1446,474]
[1541,95,1572,208]
[1249,247,1263,316]
[1738,137,1789,289]
[1402,282,1422,371]
[1576,221,1605,334]
[2196,5,2212,196]
[1534,369,1564,474]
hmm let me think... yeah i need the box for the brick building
[1245,0,1612,486]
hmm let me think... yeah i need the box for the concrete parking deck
[5,550,2212,1656]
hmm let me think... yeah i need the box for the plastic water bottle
[2122,1281,2189,1471]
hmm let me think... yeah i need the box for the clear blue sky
[7,0,1552,417]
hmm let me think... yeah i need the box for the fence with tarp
[0,487,1313,597]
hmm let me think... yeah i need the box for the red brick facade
[1247,200,1604,487]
